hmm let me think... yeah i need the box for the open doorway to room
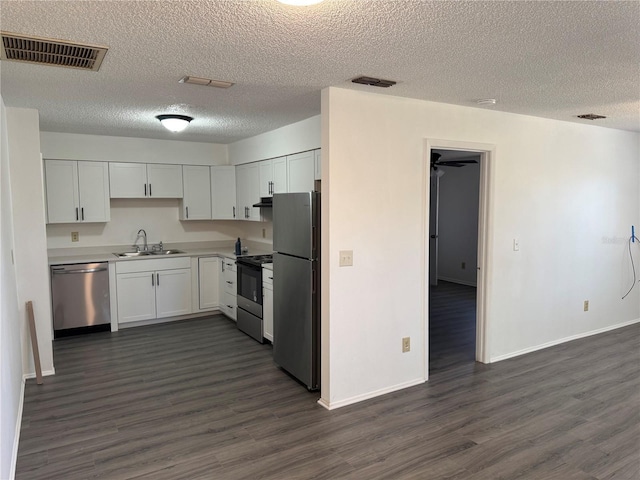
[426,141,493,377]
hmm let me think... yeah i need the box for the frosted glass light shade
[156,114,193,132]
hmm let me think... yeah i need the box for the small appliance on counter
[236,254,273,343]
[273,192,320,391]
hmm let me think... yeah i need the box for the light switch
[339,250,353,267]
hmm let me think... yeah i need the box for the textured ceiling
[1,0,638,144]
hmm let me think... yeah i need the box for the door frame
[423,139,495,377]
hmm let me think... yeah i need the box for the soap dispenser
[235,238,242,256]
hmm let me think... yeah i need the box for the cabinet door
[273,157,288,194]
[211,166,237,220]
[117,271,156,323]
[236,163,260,220]
[259,160,273,197]
[198,257,220,310]
[314,149,321,180]
[181,165,212,220]
[147,164,183,198]
[109,163,148,198]
[77,161,110,222]
[287,151,315,193]
[44,160,80,224]
[156,268,192,318]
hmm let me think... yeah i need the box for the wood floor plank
[16,299,639,479]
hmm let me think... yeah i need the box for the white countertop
[48,241,273,266]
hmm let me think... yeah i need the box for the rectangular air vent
[0,31,108,71]
[352,76,397,88]
[577,113,607,120]
[179,76,234,89]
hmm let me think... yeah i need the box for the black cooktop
[236,254,273,267]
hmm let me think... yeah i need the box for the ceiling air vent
[352,76,397,88]
[0,31,108,71]
[577,113,607,120]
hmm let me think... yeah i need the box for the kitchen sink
[114,249,185,258]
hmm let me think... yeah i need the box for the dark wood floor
[429,280,477,373]
[17,310,639,479]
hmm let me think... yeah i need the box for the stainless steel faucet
[134,229,148,252]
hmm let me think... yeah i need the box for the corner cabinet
[109,162,183,198]
[211,166,237,220]
[236,163,261,221]
[116,257,192,324]
[44,160,110,224]
[196,256,220,311]
[181,165,212,220]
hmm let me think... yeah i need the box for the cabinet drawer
[116,256,190,274]
[222,273,236,295]
[221,258,236,272]
[220,291,237,320]
[262,268,273,286]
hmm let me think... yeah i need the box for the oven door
[237,261,263,317]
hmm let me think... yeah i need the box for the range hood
[253,197,273,208]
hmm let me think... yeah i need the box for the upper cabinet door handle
[149,183,152,196]
[144,184,147,196]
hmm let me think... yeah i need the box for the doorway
[424,140,494,377]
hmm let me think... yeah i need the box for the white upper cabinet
[287,151,315,193]
[181,165,212,220]
[259,157,287,198]
[211,166,237,220]
[45,160,110,224]
[109,162,183,198]
[146,164,184,198]
[236,162,261,221]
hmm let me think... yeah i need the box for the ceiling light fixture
[277,0,324,6]
[155,114,193,132]
[476,99,497,105]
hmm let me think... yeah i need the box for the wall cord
[622,235,640,300]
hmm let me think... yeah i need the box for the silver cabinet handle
[152,273,155,286]
[156,273,160,285]
[144,184,147,196]
[232,206,236,218]
[186,206,189,218]
[149,183,152,196]
[226,280,233,284]
[75,207,79,221]
[81,207,84,221]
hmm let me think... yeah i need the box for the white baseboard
[317,377,425,410]
[437,276,477,287]
[23,368,55,380]
[491,318,640,363]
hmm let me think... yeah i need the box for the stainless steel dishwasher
[50,262,110,337]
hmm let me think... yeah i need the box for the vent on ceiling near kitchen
[352,76,397,88]
[179,75,234,88]
[577,113,607,120]
[0,31,108,71]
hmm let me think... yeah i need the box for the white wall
[40,132,228,165]
[6,108,54,380]
[228,115,320,165]
[437,160,480,285]
[0,97,24,480]
[321,87,640,409]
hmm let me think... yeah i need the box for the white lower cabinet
[116,257,192,324]
[263,267,273,342]
[197,256,220,311]
[219,258,237,320]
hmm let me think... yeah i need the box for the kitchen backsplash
[46,198,273,249]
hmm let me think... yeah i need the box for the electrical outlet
[339,250,353,267]
[461,262,466,269]
[584,300,589,312]
[402,337,410,353]
[71,231,79,242]
[513,238,520,251]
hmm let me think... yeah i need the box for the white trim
[316,378,425,410]
[490,318,640,363]
[437,276,477,287]
[10,378,26,480]
[23,368,55,380]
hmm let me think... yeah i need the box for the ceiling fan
[431,152,478,170]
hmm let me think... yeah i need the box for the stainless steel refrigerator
[273,192,320,391]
